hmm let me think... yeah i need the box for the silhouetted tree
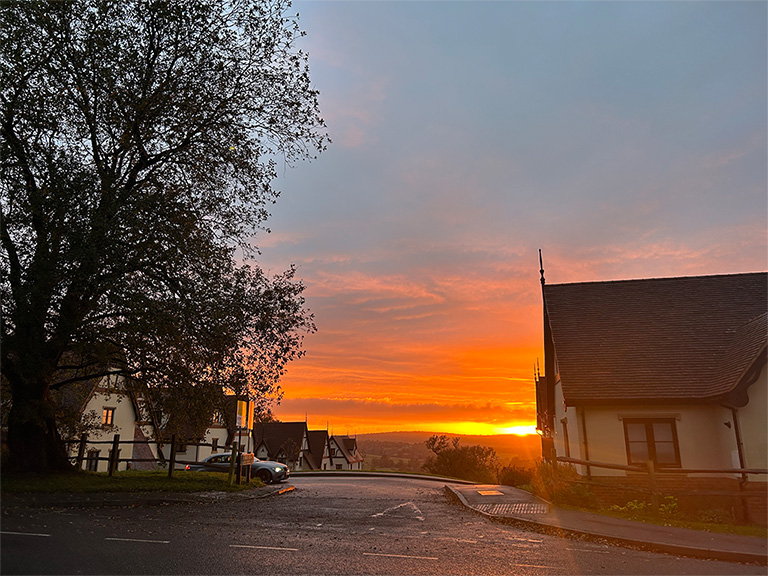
[1,0,327,472]
[423,435,499,483]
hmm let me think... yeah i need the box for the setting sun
[496,425,538,436]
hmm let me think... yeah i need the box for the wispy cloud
[258,1,767,435]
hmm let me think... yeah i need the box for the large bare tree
[1,0,327,472]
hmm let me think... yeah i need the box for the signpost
[241,453,254,484]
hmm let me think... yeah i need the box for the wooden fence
[63,435,254,483]
[554,456,767,522]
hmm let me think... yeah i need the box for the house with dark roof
[253,421,310,470]
[253,422,365,471]
[328,435,364,470]
[306,429,331,470]
[536,270,767,521]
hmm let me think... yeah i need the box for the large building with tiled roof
[535,269,767,522]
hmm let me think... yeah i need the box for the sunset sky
[256,1,767,436]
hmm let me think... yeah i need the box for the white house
[253,421,310,470]
[327,435,364,471]
[536,270,767,523]
[62,375,158,472]
[158,396,254,468]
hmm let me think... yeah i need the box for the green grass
[1,469,264,494]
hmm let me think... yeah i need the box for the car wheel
[256,469,272,484]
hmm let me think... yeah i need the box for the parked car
[185,453,290,484]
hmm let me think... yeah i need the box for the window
[335,464,343,470]
[623,418,680,468]
[102,407,115,427]
[211,438,218,453]
[86,449,100,472]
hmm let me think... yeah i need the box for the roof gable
[305,430,329,470]
[544,272,767,403]
[253,421,307,460]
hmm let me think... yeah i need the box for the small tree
[423,435,499,483]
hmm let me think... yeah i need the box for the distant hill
[357,431,541,470]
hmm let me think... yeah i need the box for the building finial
[539,249,545,286]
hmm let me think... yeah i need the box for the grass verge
[1,469,264,494]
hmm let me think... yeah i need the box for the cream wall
[80,387,137,473]
[737,362,767,477]
[569,403,740,477]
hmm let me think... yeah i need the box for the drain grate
[475,502,549,516]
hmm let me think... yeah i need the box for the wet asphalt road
[1,476,764,575]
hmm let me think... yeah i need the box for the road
[1,476,763,575]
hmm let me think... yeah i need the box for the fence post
[109,434,120,477]
[646,460,659,512]
[168,435,177,478]
[76,435,87,470]
[228,443,238,485]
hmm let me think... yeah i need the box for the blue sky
[256,1,767,434]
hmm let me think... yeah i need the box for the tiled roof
[253,421,307,460]
[544,272,767,403]
[305,430,329,470]
[332,435,363,463]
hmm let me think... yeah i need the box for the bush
[498,465,533,487]
[530,460,598,508]
[423,435,499,483]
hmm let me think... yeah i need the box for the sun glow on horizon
[495,424,538,436]
[435,421,538,436]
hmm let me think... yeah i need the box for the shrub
[530,460,598,508]
[498,465,534,487]
[423,435,499,483]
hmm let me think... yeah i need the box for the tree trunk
[6,388,72,473]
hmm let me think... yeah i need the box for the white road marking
[371,501,425,521]
[105,537,169,544]
[433,536,478,544]
[364,552,438,561]
[506,536,543,543]
[1,531,51,537]
[567,547,610,554]
[230,545,298,552]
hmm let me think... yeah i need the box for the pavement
[2,478,765,566]
[446,483,768,566]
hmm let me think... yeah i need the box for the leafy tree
[0,0,327,472]
[423,435,500,483]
